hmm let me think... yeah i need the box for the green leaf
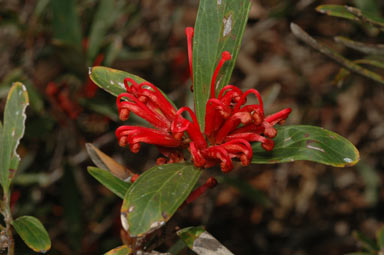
[104,245,132,255]
[316,5,358,20]
[121,163,201,237]
[12,216,51,253]
[86,143,132,180]
[377,225,384,249]
[89,66,147,97]
[251,125,359,167]
[193,0,251,130]
[87,167,131,199]
[89,66,177,108]
[50,0,82,49]
[177,226,234,255]
[0,82,29,192]
[87,0,121,64]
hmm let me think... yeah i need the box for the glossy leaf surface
[178,226,234,255]
[0,82,29,191]
[87,167,131,199]
[192,0,251,130]
[121,163,201,237]
[90,66,146,97]
[252,125,359,167]
[12,216,51,253]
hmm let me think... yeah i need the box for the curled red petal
[265,108,292,125]
[203,145,233,172]
[204,98,231,140]
[172,107,207,149]
[116,126,181,153]
[117,92,171,130]
[136,82,177,121]
[226,132,274,151]
[123,77,139,92]
[190,142,206,168]
[221,139,253,166]
[215,111,253,144]
[233,89,264,116]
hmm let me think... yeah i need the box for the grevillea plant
[86,0,360,254]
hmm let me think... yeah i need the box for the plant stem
[2,192,14,255]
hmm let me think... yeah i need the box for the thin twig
[290,23,384,85]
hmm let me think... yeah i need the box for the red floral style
[115,27,291,172]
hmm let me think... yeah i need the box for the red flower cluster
[116,27,291,172]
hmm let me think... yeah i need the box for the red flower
[115,27,291,172]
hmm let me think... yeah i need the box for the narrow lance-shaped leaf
[193,0,251,130]
[121,163,201,237]
[251,125,359,167]
[12,216,51,253]
[0,82,29,192]
[177,226,234,255]
[87,167,131,199]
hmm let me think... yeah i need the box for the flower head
[115,27,292,172]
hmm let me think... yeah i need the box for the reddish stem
[185,177,217,204]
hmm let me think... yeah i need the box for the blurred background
[0,0,383,254]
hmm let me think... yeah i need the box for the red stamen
[215,111,253,144]
[234,89,264,116]
[190,142,206,168]
[221,139,253,166]
[185,177,217,204]
[265,108,292,125]
[136,82,177,121]
[227,132,274,151]
[211,51,232,98]
[116,126,181,153]
[172,107,207,149]
[204,98,232,140]
[117,93,171,130]
[204,146,233,172]
[123,77,139,92]
[185,27,194,86]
